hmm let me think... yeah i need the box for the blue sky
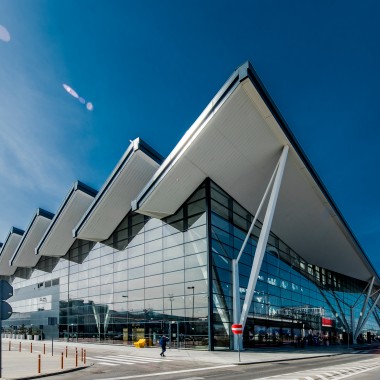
[0,1,379,271]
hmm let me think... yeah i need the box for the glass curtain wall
[5,179,380,350]
[7,182,209,348]
[209,180,380,349]
[59,182,209,346]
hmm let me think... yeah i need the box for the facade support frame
[354,276,375,340]
[232,145,289,350]
[354,288,380,341]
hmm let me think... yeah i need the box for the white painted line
[111,355,170,363]
[87,357,134,365]
[99,362,119,366]
[105,356,151,363]
[333,364,380,379]
[115,354,171,362]
[93,364,236,380]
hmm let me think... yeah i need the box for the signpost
[231,324,243,362]
[48,317,58,356]
[0,280,13,378]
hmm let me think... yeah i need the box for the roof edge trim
[132,60,379,281]
[73,137,163,238]
[75,181,98,197]
[244,63,379,280]
[132,63,245,212]
[36,181,98,255]
[9,209,54,266]
[0,227,25,257]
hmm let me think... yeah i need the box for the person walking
[159,334,168,357]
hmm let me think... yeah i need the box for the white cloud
[0,59,88,238]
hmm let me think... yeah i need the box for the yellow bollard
[75,348,78,367]
[43,343,46,355]
[84,349,86,365]
[65,346,68,358]
[19,342,21,352]
[8,340,11,351]
[30,342,33,353]
[61,352,64,369]
[81,347,83,362]
[38,354,41,374]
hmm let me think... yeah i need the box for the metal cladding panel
[76,150,160,241]
[135,77,378,283]
[11,216,52,268]
[0,233,23,275]
[37,190,96,257]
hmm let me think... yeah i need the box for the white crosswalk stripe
[87,354,172,366]
[253,357,380,379]
[99,362,119,366]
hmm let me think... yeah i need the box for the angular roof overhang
[36,181,97,257]
[73,137,163,242]
[133,62,379,285]
[0,227,24,275]
[10,209,54,268]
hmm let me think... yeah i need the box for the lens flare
[62,83,93,111]
[0,25,10,42]
[62,84,79,98]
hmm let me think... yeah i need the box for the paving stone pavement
[0,338,377,379]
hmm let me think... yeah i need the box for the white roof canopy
[36,181,97,257]
[0,228,24,276]
[134,62,378,285]
[73,138,163,242]
[10,209,54,268]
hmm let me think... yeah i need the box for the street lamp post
[122,295,128,344]
[187,286,195,348]
[168,294,174,318]
[187,287,195,320]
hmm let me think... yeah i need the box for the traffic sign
[0,280,12,300]
[0,280,13,321]
[232,324,243,335]
[0,302,12,320]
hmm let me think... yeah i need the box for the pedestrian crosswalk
[254,357,380,379]
[87,354,172,366]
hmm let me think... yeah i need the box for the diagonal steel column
[321,290,349,332]
[232,152,281,351]
[354,277,375,340]
[373,306,380,328]
[354,290,380,341]
[239,145,289,329]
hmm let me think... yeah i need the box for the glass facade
[210,180,380,348]
[4,179,380,350]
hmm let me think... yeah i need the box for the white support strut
[355,289,380,341]
[232,152,282,350]
[354,277,375,341]
[239,145,289,329]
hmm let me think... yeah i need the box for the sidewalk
[1,339,88,379]
[1,338,376,379]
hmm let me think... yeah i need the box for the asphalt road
[48,346,380,380]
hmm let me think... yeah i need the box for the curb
[12,363,93,380]
[233,351,345,365]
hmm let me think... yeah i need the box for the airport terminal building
[1,62,379,350]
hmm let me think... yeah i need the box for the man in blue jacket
[159,334,169,357]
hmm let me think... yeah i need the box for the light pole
[187,287,195,320]
[168,294,174,318]
[122,295,129,344]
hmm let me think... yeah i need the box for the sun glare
[0,25,11,42]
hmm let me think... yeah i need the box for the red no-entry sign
[231,324,243,335]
